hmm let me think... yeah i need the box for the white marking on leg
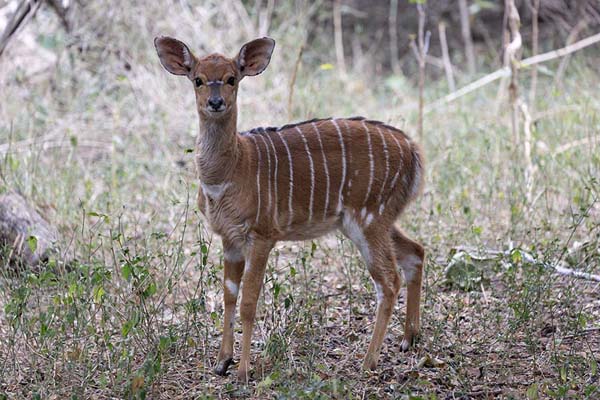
[374,281,384,305]
[265,133,279,228]
[365,212,374,226]
[249,135,262,224]
[331,119,347,213]
[361,207,367,219]
[362,121,375,205]
[296,126,315,223]
[312,122,330,220]
[258,133,272,215]
[224,247,244,263]
[342,212,371,266]
[375,126,390,206]
[399,254,422,283]
[276,131,294,228]
[225,279,239,296]
[378,203,385,215]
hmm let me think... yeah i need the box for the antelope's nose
[208,97,225,111]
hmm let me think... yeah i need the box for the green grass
[1,1,599,398]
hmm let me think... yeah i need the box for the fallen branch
[425,31,600,113]
[451,246,600,282]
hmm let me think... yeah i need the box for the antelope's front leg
[237,238,273,382]
[214,242,244,376]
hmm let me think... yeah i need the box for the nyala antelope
[155,36,425,380]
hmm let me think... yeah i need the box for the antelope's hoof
[400,334,419,352]
[362,356,378,371]
[214,358,234,376]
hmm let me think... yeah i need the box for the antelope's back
[240,117,423,234]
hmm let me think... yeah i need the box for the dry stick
[287,44,305,121]
[458,0,476,75]
[425,32,600,113]
[505,0,522,146]
[333,0,346,75]
[438,21,455,92]
[389,0,400,75]
[528,0,540,106]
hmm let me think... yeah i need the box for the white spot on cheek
[225,279,239,296]
[342,212,371,266]
[379,203,385,215]
[360,207,367,219]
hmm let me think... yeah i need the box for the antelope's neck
[195,111,239,185]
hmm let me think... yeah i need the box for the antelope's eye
[227,77,236,86]
[195,78,203,87]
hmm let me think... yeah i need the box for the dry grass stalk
[287,43,305,120]
[389,0,400,75]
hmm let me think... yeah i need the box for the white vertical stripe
[249,135,262,224]
[362,121,374,205]
[296,126,315,222]
[389,130,404,189]
[276,130,294,228]
[312,122,330,220]
[265,133,279,228]
[375,125,390,210]
[331,119,347,213]
[258,132,272,216]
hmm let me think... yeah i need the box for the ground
[0,1,599,398]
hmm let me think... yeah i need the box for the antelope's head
[154,36,275,120]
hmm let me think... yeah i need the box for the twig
[458,0,475,75]
[410,3,429,142]
[333,0,346,75]
[389,0,400,75]
[287,43,305,121]
[518,100,535,202]
[438,21,455,92]
[425,32,600,113]
[528,0,540,105]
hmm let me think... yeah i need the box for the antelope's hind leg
[342,218,402,370]
[391,227,425,351]
[214,243,245,376]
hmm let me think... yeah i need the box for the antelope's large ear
[236,37,275,78]
[154,36,195,76]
